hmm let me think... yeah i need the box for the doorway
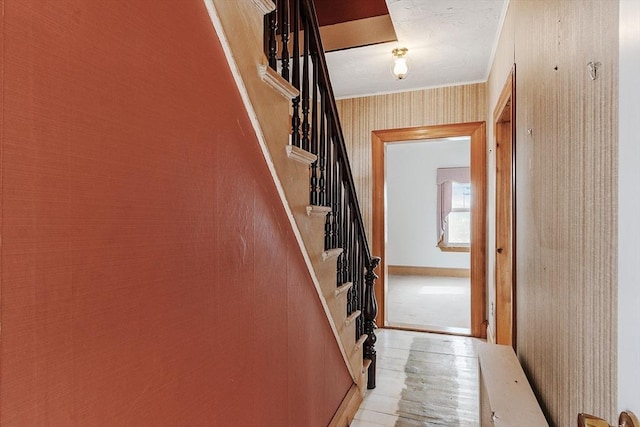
[372,122,487,338]
[494,67,516,347]
[385,138,472,334]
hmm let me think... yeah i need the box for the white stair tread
[306,205,331,217]
[322,248,343,261]
[353,334,368,353]
[344,310,362,326]
[362,358,372,374]
[257,63,299,100]
[285,145,317,165]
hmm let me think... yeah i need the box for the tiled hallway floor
[352,329,482,427]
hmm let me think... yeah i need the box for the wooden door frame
[372,122,487,338]
[493,67,517,347]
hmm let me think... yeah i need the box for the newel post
[364,256,380,389]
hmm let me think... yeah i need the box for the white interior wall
[618,0,640,415]
[386,138,470,269]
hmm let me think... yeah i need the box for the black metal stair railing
[264,0,380,389]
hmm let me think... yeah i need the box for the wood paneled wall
[336,84,486,238]
[487,1,619,425]
[485,0,517,346]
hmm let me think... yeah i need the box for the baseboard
[328,384,363,427]
[388,265,470,278]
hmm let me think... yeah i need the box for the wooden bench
[478,343,549,426]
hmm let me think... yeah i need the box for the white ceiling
[325,0,508,99]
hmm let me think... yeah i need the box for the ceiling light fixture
[392,47,409,80]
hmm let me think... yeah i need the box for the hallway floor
[352,329,481,426]
[386,275,471,334]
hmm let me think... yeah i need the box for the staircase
[204,0,380,413]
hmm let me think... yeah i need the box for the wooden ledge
[257,63,299,100]
[250,0,275,15]
[438,244,471,253]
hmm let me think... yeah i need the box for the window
[446,182,471,246]
[436,167,471,251]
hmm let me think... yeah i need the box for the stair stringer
[203,0,368,393]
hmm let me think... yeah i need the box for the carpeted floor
[386,275,471,334]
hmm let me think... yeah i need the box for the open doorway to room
[385,138,472,334]
[372,122,487,338]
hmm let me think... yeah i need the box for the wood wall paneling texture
[487,1,618,425]
[338,0,619,424]
[336,83,487,239]
[0,1,352,425]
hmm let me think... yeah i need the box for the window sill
[438,245,470,253]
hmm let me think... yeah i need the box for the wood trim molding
[372,122,487,338]
[384,324,472,337]
[438,245,471,253]
[387,265,470,278]
[328,384,364,427]
[493,66,516,348]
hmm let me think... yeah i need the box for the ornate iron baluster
[356,247,364,337]
[318,89,327,207]
[349,216,358,339]
[324,137,333,250]
[265,7,277,70]
[332,158,340,249]
[279,0,290,80]
[290,0,301,147]
[310,51,319,205]
[301,16,311,152]
[334,164,342,285]
[343,192,351,293]
[344,209,351,314]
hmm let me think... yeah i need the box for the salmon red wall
[0,1,352,425]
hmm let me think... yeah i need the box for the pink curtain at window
[436,167,470,243]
